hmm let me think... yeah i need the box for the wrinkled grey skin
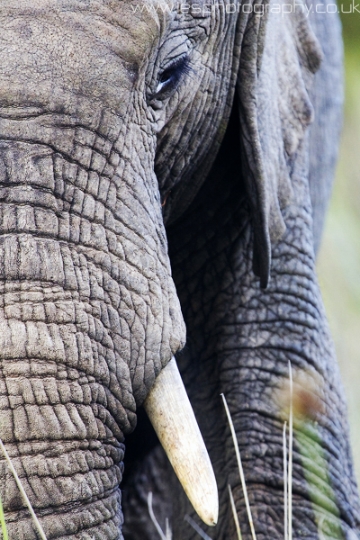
[0,0,358,539]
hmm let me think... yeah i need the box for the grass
[148,492,172,540]
[221,387,294,540]
[185,515,212,540]
[283,422,288,540]
[287,362,293,540]
[0,439,48,540]
[227,485,242,540]
[221,393,257,540]
[0,496,8,540]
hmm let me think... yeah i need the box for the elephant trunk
[0,223,128,537]
[0,137,186,538]
[0,314,126,539]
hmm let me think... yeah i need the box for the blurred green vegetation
[339,0,360,48]
[317,1,360,483]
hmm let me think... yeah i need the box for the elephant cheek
[0,138,186,400]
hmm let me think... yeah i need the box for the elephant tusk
[144,357,218,527]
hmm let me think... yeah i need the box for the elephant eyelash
[155,55,191,96]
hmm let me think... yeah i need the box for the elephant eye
[155,55,191,96]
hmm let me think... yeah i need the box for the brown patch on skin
[276,368,325,422]
[292,385,324,420]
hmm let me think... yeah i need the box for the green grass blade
[0,495,8,540]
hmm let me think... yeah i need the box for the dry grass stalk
[283,421,288,540]
[165,518,171,539]
[147,492,172,540]
[184,514,212,540]
[221,393,257,540]
[228,484,243,540]
[0,439,47,540]
[288,362,293,540]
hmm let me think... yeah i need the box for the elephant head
[0,0,358,539]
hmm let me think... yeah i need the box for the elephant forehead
[0,1,162,115]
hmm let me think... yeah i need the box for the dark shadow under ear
[236,0,323,287]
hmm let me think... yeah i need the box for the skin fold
[0,0,358,539]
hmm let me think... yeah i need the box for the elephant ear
[237,0,322,287]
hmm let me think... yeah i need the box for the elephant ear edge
[237,0,323,288]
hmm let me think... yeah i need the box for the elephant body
[0,0,358,539]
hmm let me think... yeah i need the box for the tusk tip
[202,514,218,528]
[192,486,218,527]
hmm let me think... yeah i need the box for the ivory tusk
[144,357,218,527]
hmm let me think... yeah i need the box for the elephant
[0,0,358,539]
